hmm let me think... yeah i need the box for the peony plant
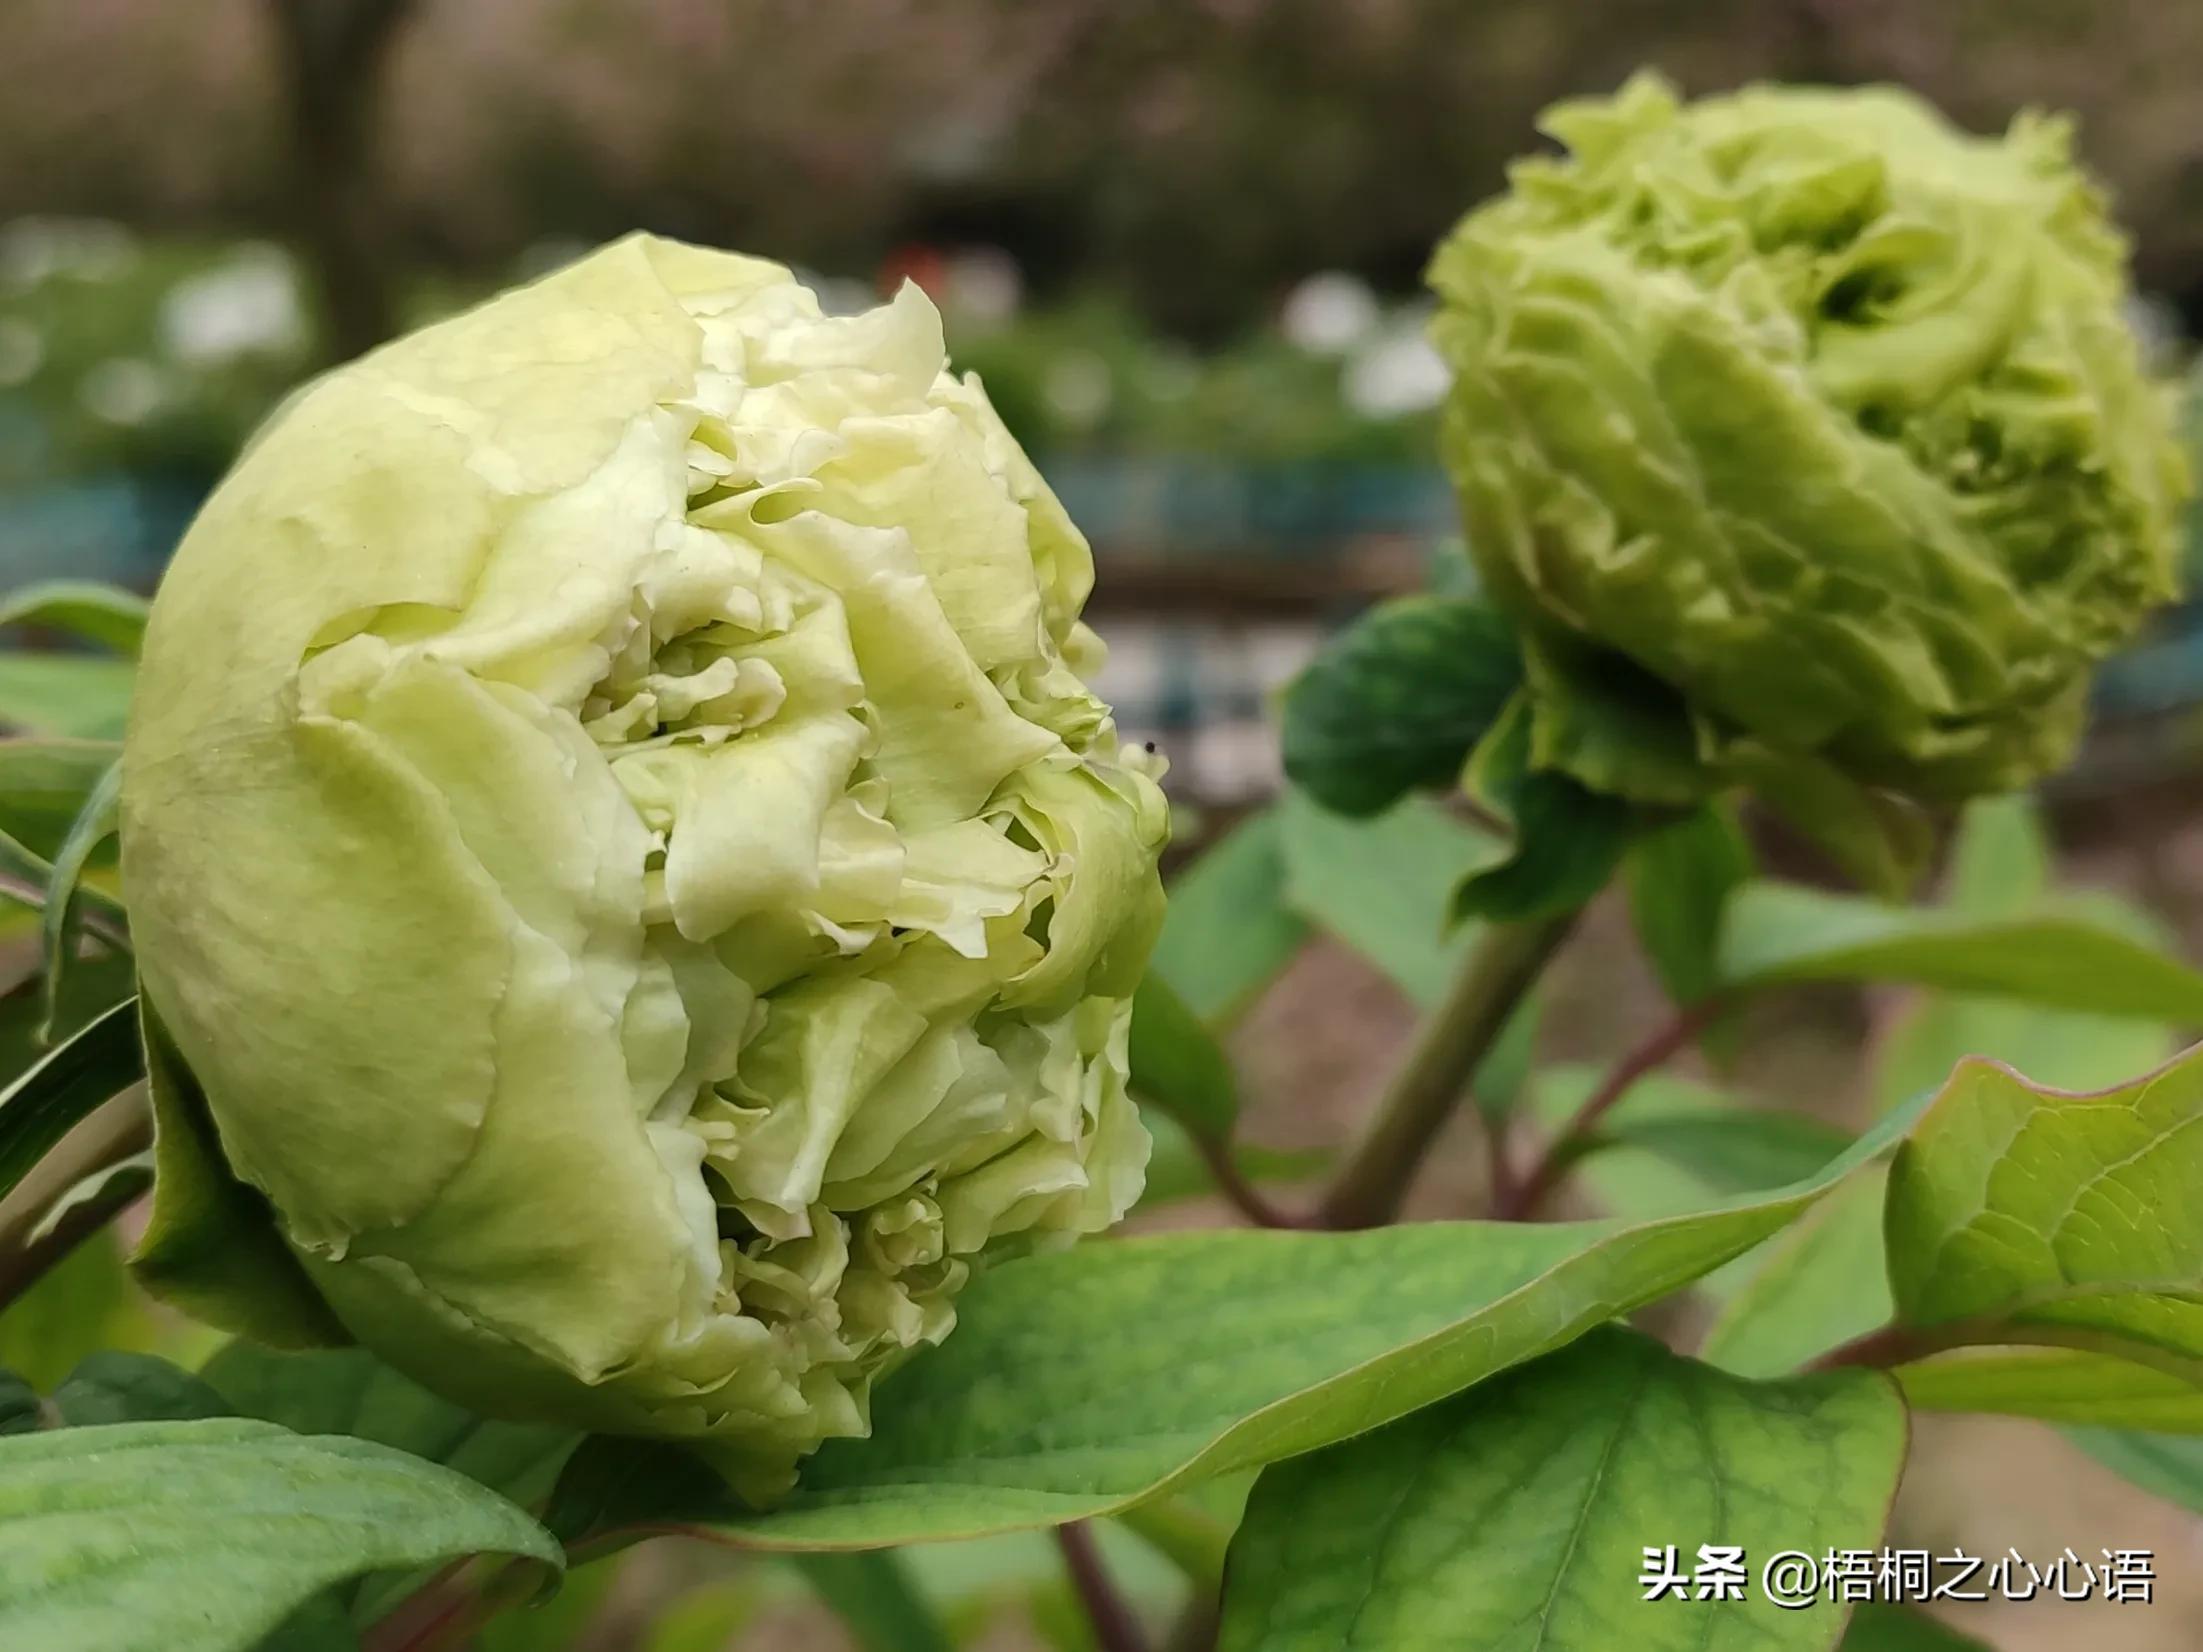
[3,80,2203,1652]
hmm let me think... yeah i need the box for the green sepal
[1452,694,1633,924]
[128,993,350,1350]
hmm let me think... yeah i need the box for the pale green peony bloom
[120,236,1168,1497]
[1431,74,2187,808]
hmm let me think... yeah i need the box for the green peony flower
[119,236,1168,1498]
[1430,73,2187,811]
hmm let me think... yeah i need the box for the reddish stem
[1193,1134,1320,1230]
[1500,998,1726,1221]
[1056,1522,1149,1652]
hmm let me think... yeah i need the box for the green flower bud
[1430,74,2188,806]
[120,236,1168,1498]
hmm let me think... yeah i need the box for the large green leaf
[0,739,124,863]
[1718,882,2203,1021]
[0,1418,559,1652]
[562,1096,1922,1551]
[35,1346,571,1630]
[1127,973,1238,1142]
[1883,1044,2203,1389]
[201,1342,577,1515]
[0,997,141,1203]
[1626,802,1753,1009]
[0,582,150,656]
[1218,1328,1905,1652]
[1150,810,1309,1026]
[1279,596,1521,819]
[2066,1427,2203,1515]
[0,654,135,739]
[1275,789,1497,1007]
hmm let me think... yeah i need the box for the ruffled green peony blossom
[1431,74,2187,809]
[119,236,1168,1497]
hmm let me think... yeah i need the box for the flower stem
[1319,913,1575,1230]
[1499,998,1723,1221]
[1056,1522,1150,1652]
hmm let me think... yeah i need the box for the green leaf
[39,756,122,1042]
[1699,1173,1893,1377]
[0,997,140,1203]
[1874,995,2175,1119]
[1839,1602,1994,1651]
[0,739,124,863]
[202,1342,578,1628]
[1896,1347,2203,1431]
[1719,880,2203,1020]
[1592,1109,1854,1196]
[577,1096,1922,1550]
[2065,1427,2203,1515]
[1626,802,1752,1009]
[0,1418,560,1652]
[1127,973,1238,1142]
[1883,1042,2203,1402]
[0,653,135,739]
[1150,810,1309,1027]
[0,582,150,656]
[791,1552,956,1652]
[48,1351,230,1426]
[1453,695,1633,925]
[1217,1327,1906,1652]
[1529,1066,1851,1221]
[1280,596,1520,818]
[1276,788,1499,1006]
[201,1341,576,1514]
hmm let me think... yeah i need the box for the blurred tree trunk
[266,0,418,363]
